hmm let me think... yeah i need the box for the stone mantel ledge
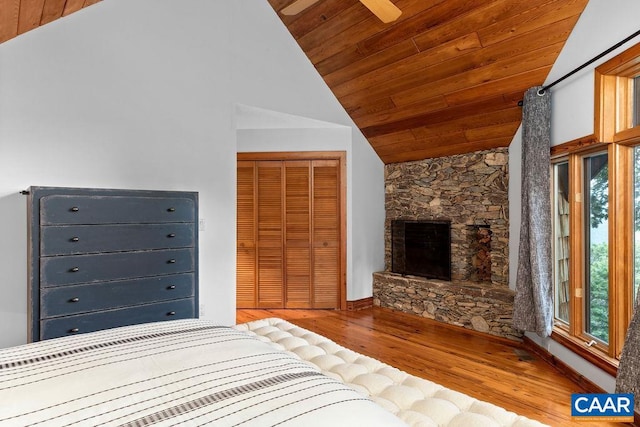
[373,271,523,341]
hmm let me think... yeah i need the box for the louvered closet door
[236,161,256,308]
[256,161,284,308]
[236,157,341,309]
[312,160,340,308]
[284,162,312,308]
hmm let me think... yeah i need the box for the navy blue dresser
[27,187,199,341]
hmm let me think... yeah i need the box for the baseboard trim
[522,336,603,393]
[346,297,373,311]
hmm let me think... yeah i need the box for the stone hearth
[373,272,522,340]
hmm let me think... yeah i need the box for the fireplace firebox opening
[391,220,451,281]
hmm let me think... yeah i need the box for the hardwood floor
[237,307,629,427]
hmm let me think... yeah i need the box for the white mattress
[234,318,549,427]
[0,319,406,426]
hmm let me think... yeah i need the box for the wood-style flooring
[236,307,630,427]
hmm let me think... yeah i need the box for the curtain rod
[518,28,640,106]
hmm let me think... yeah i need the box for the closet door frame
[237,151,347,310]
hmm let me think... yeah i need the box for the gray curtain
[513,86,554,337]
[616,292,640,413]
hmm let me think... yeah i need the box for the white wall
[508,0,640,392]
[0,0,385,348]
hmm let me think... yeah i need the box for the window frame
[550,144,632,374]
[578,150,611,350]
[595,42,640,145]
[551,160,570,326]
[549,41,640,374]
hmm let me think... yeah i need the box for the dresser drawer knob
[69,297,80,303]
[167,285,176,290]
[167,233,176,238]
[70,236,80,242]
[167,207,176,212]
[70,207,79,212]
[167,311,176,316]
[167,259,176,264]
[69,267,80,272]
[69,328,79,333]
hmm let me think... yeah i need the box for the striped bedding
[0,319,406,427]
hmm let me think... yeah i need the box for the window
[583,152,609,344]
[551,147,630,369]
[552,161,570,324]
[550,42,640,373]
[595,43,640,144]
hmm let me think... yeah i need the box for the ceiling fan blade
[281,0,321,15]
[359,0,402,23]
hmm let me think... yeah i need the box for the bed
[0,318,548,427]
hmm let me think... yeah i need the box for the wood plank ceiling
[0,0,588,164]
[0,0,101,45]
[268,0,589,163]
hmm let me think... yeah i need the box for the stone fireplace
[373,148,522,340]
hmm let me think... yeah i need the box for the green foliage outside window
[588,242,609,342]
[587,157,609,343]
[589,164,608,229]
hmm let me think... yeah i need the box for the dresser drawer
[40,298,196,340]
[40,195,195,225]
[41,223,195,256]
[41,273,195,318]
[41,248,195,286]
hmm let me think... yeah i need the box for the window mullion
[608,143,634,358]
[568,153,585,338]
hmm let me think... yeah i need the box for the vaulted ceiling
[0,0,101,44]
[1,0,588,164]
[269,0,589,163]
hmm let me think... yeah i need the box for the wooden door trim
[239,151,346,161]
[238,151,347,310]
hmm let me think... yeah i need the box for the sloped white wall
[0,0,385,348]
[509,0,640,392]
